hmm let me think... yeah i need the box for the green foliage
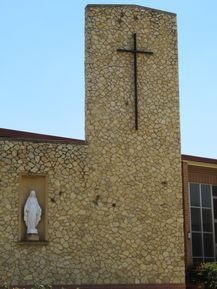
[2,284,9,289]
[186,264,200,285]
[31,285,53,289]
[1,285,67,289]
[187,262,217,289]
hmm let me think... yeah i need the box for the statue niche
[24,190,42,240]
[19,174,47,243]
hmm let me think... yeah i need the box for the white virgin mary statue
[24,190,42,234]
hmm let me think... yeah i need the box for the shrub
[1,285,62,289]
[187,262,217,289]
[186,264,200,285]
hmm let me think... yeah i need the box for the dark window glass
[192,232,203,257]
[193,258,203,265]
[190,183,200,207]
[202,209,213,232]
[191,208,201,231]
[212,186,217,197]
[215,223,217,244]
[203,233,214,257]
[201,184,211,207]
[214,199,217,219]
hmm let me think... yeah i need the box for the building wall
[85,4,184,286]
[182,161,192,268]
[0,139,87,284]
[0,4,185,288]
[182,158,217,267]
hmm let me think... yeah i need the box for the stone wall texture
[0,4,185,288]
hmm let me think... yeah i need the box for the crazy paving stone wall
[85,4,184,285]
[0,140,87,284]
[0,4,185,287]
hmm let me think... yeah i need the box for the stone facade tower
[85,4,185,288]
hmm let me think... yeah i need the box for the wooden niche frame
[18,173,48,244]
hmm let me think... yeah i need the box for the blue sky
[0,0,217,158]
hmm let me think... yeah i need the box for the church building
[0,4,215,289]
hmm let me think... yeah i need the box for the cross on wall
[117,33,153,130]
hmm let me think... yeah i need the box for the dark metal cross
[117,33,153,130]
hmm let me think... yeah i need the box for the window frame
[189,182,216,263]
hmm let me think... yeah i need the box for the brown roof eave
[0,128,86,145]
[182,154,217,166]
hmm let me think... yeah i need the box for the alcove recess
[19,174,48,242]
